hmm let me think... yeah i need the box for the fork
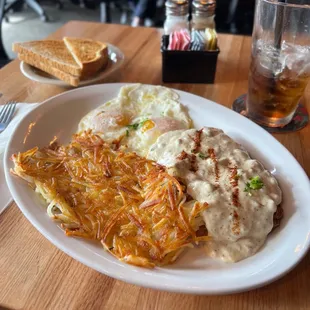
[0,101,17,133]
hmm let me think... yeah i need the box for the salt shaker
[164,0,189,35]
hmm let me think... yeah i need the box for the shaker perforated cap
[165,0,189,16]
[192,0,216,16]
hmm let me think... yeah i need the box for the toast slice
[18,52,80,87]
[63,37,108,78]
[13,40,82,76]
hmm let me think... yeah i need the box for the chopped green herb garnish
[249,176,264,189]
[126,129,129,137]
[127,119,149,131]
[127,123,140,130]
[244,176,264,194]
[198,152,207,159]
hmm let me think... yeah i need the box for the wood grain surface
[0,22,309,310]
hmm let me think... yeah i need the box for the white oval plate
[4,83,310,294]
[0,157,12,214]
[20,44,124,87]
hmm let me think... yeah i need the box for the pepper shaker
[191,0,218,51]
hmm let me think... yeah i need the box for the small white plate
[20,44,124,86]
[4,83,310,294]
[0,157,12,214]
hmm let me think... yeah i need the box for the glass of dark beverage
[246,0,310,127]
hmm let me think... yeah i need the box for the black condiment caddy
[161,35,220,84]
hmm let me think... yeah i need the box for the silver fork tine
[3,101,16,124]
[0,102,10,122]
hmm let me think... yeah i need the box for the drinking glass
[246,0,310,127]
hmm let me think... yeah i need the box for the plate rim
[4,83,310,294]
[0,158,13,215]
[20,43,125,86]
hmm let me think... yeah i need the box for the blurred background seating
[0,0,255,61]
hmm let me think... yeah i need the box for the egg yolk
[92,110,130,132]
[141,120,155,133]
[152,118,187,133]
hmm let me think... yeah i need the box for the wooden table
[0,22,309,310]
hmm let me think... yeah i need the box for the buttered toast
[64,37,108,77]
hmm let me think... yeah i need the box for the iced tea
[246,40,310,127]
[244,0,310,128]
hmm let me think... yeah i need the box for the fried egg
[78,84,192,156]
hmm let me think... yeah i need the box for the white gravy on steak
[148,127,282,262]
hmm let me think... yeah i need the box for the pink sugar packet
[168,30,190,51]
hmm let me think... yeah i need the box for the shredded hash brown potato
[11,131,210,268]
